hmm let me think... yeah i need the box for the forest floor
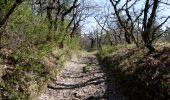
[38,52,127,100]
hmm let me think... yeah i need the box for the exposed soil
[38,52,127,100]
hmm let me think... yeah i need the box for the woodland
[0,0,170,100]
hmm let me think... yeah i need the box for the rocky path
[38,52,126,100]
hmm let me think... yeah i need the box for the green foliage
[98,44,134,60]
[98,45,117,60]
[0,0,13,19]
[65,36,80,50]
[0,2,79,100]
[0,64,47,99]
[5,3,48,48]
[0,45,74,99]
[83,63,92,73]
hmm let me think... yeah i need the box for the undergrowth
[0,41,76,99]
[0,3,80,100]
[98,44,170,100]
[83,62,92,73]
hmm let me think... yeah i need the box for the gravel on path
[38,53,127,100]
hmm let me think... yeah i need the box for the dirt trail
[38,52,126,100]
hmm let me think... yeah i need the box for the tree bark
[0,2,19,28]
[142,0,158,54]
[124,32,132,44]
[0,1,22,49]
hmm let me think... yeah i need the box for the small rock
[73,92,81,98]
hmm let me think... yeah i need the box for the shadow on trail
[48,76,105,90]
[96,57,128,100]
[96,49,139,100]
[85,96,106,100]
[48,55,127,100]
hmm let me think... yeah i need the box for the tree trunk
[142,31,156,54]
[124,32,132,44]
[0,2,18,28]
[0,1,22,49]
[145,43,156,54]
[90,39,94,48]
[141,0,158,54]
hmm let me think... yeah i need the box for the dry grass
[0,46,74,100]
[98,42,170,100]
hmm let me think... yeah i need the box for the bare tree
[109,0,170,53]
[88,31,96,48]
[142,0,170,53]
[66,0,94,38]
[94,13,110,47]
[45,0,79,41]
[109,0,143,46]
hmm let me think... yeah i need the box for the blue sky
[81,0,170,34]
[81,0,107,34]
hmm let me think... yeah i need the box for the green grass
[83,63,92,73]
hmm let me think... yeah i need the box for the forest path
[38,52,126,100]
